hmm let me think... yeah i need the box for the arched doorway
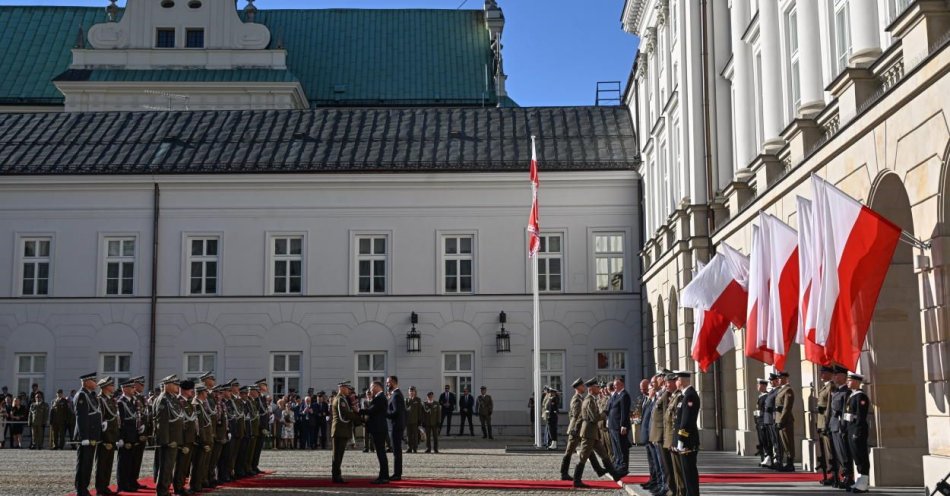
[656,297,667,369]
[668,291,680,370]
[865,172,927,486]
[643,304,655,377]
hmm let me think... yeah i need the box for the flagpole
[531,135,542,449]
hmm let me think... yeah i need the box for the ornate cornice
[656,0,669,26]
[621,0,647,35]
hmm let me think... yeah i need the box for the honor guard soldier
[560,378,586,481]
[845,373,871,493]
[331,381,361,483]
[477,386,494,440]
[829,366,853,488]
[665,373,685,496]
[572,378,620,488]
[190,384,214,493]
[406,386,424,453]
[154,375,183,496]
[95,377,120,496]
[74,372,101,496]
[762,373,781,468]
[210,385,230,487]
[131,376,150,492]
[648,373,673,496]
[225,380,245,481]
[775,371,796,471]
[116,379,140,492]
[242,386,260,476]
[252,379,269,474]
[815,366,838,486]
[674,371,700,496]
[423,392,441,453]
[50,390,71,449]
[754,378,770,465]
[173,380,198,496]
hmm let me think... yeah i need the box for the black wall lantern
[496,310,511,353]
[406,311,421,353]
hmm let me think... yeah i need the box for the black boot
[573,462,589,488]
[589,455,607,477]
[559,455,573,481]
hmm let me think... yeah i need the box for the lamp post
[496,311,511,353]
[406,311,421,353]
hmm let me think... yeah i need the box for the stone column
[758,0,785,153]
[729,0,755,174]
[795,0,825,116]
[848,0,882,67]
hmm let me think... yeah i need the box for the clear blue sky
[0,0,640,107]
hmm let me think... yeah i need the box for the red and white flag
[745,223,775,365]
[763,213,799,371]
[812,175,900,370]
[683,246,747,372]
[527,139,541,258]
[796,196,831,365]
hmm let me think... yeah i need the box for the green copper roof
[54,68,299,84]
[0,7,505,107]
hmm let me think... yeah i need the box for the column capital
[655,0,670,26]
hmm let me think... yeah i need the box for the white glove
[676,441,684,451]
[182,446,190,455]
[116,440,125,449]
[138,425,145,434]
[168,441,178,449]
[81,440,90,446]
[102,422,108,430]
[228,433,232,441]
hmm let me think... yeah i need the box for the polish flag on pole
[812,175,900,371]
[745,223,775,365]
[763,213,800,371]
[682,246,747,372]
[527,138,541,258]
[796,196,831,365]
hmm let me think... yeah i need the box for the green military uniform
[424,396,441,453]
[815,367,837,484]
[560,379,585,480]
[330,382,361,483]
[406,390,424,453]
[49,395,70,449]
[225,382,245,480]
[573,380,616,487]
[651,378,673,494]
[131,376,150,492]
[28,397,49,449]
[477,388,494,439]
[775,374,796,470]
[665,388,685,496]
[597,390,612,462]
[242,388,260,476]
[154,375,184,496]
[190,386,215,493]
[95,378,120,495]
[173,382,198,494]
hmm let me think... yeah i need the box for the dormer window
[156,28,175,48]
[186,28,205,48]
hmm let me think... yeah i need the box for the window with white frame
[832,0,852,75]
[187,237,219,295]
[594,233,625,292]
[540,350,565,409]
[15,354,46,396]
[785,5,801,119]
[355,352,387,394]
[271,235,303,294]
[184,352,216,378]
[442,235,474,294]
[271,352,301,396]
[101,353,132,383]
[595,350,628,383]
[443,352,474,395]
[20,237,51,296]
[356,236,388,294]
[538,233,563,292]
[104,237,136,296]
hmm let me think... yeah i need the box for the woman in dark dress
[545,390,559,449]
[9,397,27,448]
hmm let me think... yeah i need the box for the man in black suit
[457,387,475,436]
[364,381,390,484]
[438,385,457,436]
[674,371,701,496]
[606,377,632,476]
[386,376,406,480]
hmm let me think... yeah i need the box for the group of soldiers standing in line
[74,371,271,496]
[754,371,797,472]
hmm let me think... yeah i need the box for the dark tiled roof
[54,69,299,84]
[0,106,637,175]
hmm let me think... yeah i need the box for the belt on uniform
[842,413,855,422]
[775,407,783,412]
[753,410,761,417]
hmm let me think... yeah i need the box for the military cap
[80,372,97,381]
[249,385,259,391]
[337,380,352,388]
[212,385,226,392]
[847,372,865,382]
[571,377,584,388]
[160,374,180,385]
[675,371,693,378]
[180,380,195,391]
[97,376,114,388]
[757,378,769,384]
[834,366,849,374]
[198,371,215,381]
[255,378,267,385]
[427,391,434,396]
[195,384,207,393]
[120,378,136,388]
[768,372,780,380]
[584,378,599,387]
[820,365,835,373]
[228,378,239,387]
[409,386,416,391]
[480,386,487,390]
[132,376,146,384]
[543,385,550,391]
[665,373,678,381]
[778,371,790,378]
[239,386,249,393]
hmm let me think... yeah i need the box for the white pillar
[848,0,881,67]
[729,0,755,174]
[758,0,785,153]
[682,0,706,204]
[796,0,825,116]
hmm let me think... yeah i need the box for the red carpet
[620,471,822,484]
[68,472,272,495]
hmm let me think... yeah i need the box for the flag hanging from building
[763,213,800,371]
[812,175,900,371]
[527,138,541,258]
[682,246,747,372]
[796,196,831,365]
[745,222,775,365]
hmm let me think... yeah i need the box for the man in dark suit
[674,371,701,496]
[606,377,632,476]
[457,387,475,436]
[438,385,457,436]
[364,381,390,484]
[386,376,406,480]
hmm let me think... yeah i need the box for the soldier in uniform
[762,373,781,468]
[28,391,49,449]
[674,371,700,496]
[424,392,441,453]
[50,389,71,449]
[225,379,245,481]
[190,384,214,493]
[639,374,661,494]
[477,386,494,440]
[845,373,871,493]
[829,367,852,488]
[130,376,149,492]
[241,386,260,477]
[331,380,361,483]
[775,371,796,471]
[405,386,423,453]
[572,379,620,488]
[116,379,140,492]
[597,383,612,462]
[815,366,837,486]
[154,375,183,496]
[753,378,769,464]
[252,379,269,473]
[560,378,586,481]
[74,373,101,496]
[648,373,672,496]
[173,380,197,495]
[210,385,230,487]
[95,376,120,496]
[664,373,685,496]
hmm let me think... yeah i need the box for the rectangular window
[357,236,388,294]
[184,352,216,378]
[443,235,474,294]
[188,237,219,295]
[20,237,51,296]
[101,353,132,384]
[355,352,387,394]
[104,237,135,296]
[595,350,628,383]
[15,354,46,396]
[271,352,301,396]
[185,28,204,48]
[538,234,563,293]
[156,28,175,48]
[594,233,625,291]
[272,235,303,294]
[833,0,852,74]
[786,6,801,118]
[540,351,565,410]
[443,352,474,395]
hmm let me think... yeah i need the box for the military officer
[674,371,700,496]
[572,379,620,488]
[130,376,150,492]
[154,375,183,496]
[173,380,198,495]
[423,392,441,454]
[829,367,852,488]
[815,366,837,486]
[252,379,269,474]
[225,379,245,481]
[50,389,71,449]
[762,373,781,468]
[116,379,140,492]
[597,382,612,462]
[845,373,871,493]
[560,378,586,481]
[189,384,214,493]
[649,372,672,496]
[28,391,49,449]
[753,378,770,465]
[477,386,494,440]
[775,371,796,471]
[93,377,119,496]
[210,385,230,487]
[331,380,361,483]
[74,372,102,496]
[406,386,424,453]
[665,372,686,496]
[241,386,260,477]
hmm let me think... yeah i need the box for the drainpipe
[148,183,160,390]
